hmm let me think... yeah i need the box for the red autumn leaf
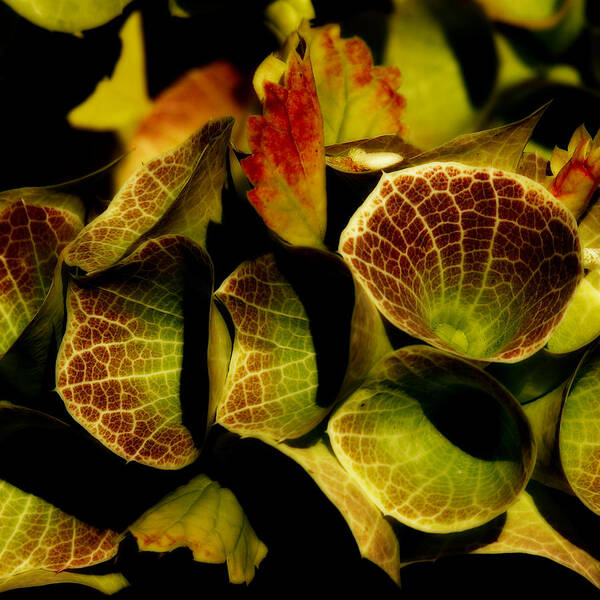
[241,34,327,248]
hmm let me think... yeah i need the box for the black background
[1,0,600,598]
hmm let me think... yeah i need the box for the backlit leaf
[472,486,600,588]
[328,346,535,534]
[547,270,600,353]
[522,385,570,491]
[308,24,405,146]
[323,108,544,175]
[0,477,125,593]
[339,162,582,362]
[277,439,401,584]
[67,11,151,141]
[2,0,133,34]
[242,33,327,248]
[384,0,480,149]
[0,188,83,357]
[129,474,267,584]
[215,254,324,442]
[559,344,600,513]
[403,106,546,172]
[399,481,600,587]
[64,118,233,274]
[57,236,212,469]
[340,282,393,399]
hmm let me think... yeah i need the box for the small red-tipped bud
[550,125,600,219]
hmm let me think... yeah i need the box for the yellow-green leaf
[265,0,316,43]
[472,487,600,588]
[129,474,267,584]
[522,385,571,491]
[3,0,133,34]
[0,571,128,595]
[384,0,479,149]
[277,439,401,584]
[64,118,233,274]
[67,11,151,140]
[328,346,535,534]
[404,106,546,172]
[0,477,125,593]
[215,254,325,442]
[57,236,212,469]
[559,345,600,513]
[547,270,600,354]
[475,0,573,29]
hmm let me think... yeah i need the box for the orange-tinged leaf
[309,24,406,145]
[242,34,327,248]
[277,439,401,584]
[64,118,233,274]
[115,62,247,186]
[549,125,600,219]
[129,474,267,584]
[57,236,212,469]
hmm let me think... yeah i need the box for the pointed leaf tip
[65,118,233,273]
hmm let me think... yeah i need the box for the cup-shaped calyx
[327,346,535,533]
[339,162,582,362]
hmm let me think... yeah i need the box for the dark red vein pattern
[0,197,82,355]
[0,480,118,578]
[339,162,581,362]
[57,237,201,469]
